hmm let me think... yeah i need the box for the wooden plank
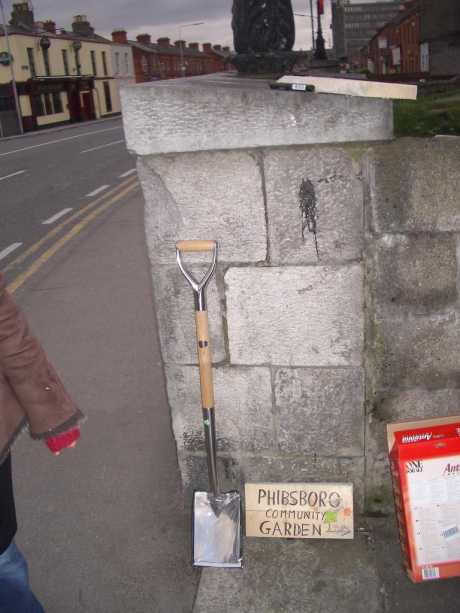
[245,482,354,540]
[277,75,417,100]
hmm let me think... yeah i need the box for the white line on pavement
[119,168,137,178]
[86,185,110,198]
[0,169,26,182]
[0,243,22,261]
[0,126,122,158]
[80,139,125,154]
[42,208,73,225]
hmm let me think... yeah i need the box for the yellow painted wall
[19,94,31,116]
[37,110,68,126]
[0,32,116,83]
[94,78,121,116]
[1,32,119,125]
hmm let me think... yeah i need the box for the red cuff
[46,427,80,454]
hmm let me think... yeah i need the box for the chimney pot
[174,39,186,48]
[112,29,127,44]
[213,44,222,51]
[43,20,56,34]
[203,43,212,52]
[189,42,199,50]
[71,14,94,36]
[136,33,151,45]
[157,37,170,47]
[10,2,35,29]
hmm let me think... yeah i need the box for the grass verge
[394,88,460,137]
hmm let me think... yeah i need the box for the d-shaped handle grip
[176,240,216,253]
[176,240,217,312]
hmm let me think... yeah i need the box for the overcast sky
[4,0,339,49]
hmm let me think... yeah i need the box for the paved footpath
[10,189,200,612]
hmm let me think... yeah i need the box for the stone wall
[364,137,460,514]
[138,135,460,515]
[122,76,460,518]
[137,142,368,507]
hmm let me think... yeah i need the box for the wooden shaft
[195,310,215,409]
[176,240,216,253]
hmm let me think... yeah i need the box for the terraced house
[0,3,120,136]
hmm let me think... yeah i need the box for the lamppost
[178,21,204,77]
[309,0,315,50]
[314,0,327,60]
[0,0,24,134]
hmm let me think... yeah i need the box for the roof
[127,39,231,58]
[128,40,212,58]
[0,23,113,45]
[368,1,420,44]
[361,0,420,51]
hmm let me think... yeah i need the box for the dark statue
[231,0,298,74]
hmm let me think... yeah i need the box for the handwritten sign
[245,483,354,540]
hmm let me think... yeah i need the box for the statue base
[231,51,299,76]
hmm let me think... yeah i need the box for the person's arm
[0,274,82,448]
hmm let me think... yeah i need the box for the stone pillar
[121,75,392,506]
[121,75,396,611]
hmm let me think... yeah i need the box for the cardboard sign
[245,483,354,540]
[388,415,460,583]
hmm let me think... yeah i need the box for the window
[114,52,120,74]
[102,51,108,76]
[27,48,36,77]
[31,94,44,116]
[62,49,69,75]
[44,93,53,114]
[124,52,129,74]
[52,92,63,113]
[141,55,148,74]
[0,96,15,112]
[103,81,112,112]
[90,50,97,76]
[43,48,51,76]
[74,49,81,75]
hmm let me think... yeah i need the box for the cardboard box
[387,416,460,582]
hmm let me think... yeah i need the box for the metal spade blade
[193,491,242,568]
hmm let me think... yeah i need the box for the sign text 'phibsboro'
[245,483,354,540]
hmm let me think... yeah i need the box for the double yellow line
[5,175,139,295]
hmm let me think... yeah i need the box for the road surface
[0,120,200,612]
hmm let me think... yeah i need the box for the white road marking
[42,208,73,225]
[0,126,122,158]
[80,139,125,154]
[0,169,26,181]
[119,168,137,178]
[86,185,110,197]
[0,243,22,261]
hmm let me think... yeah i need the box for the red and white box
[387,416,460,582]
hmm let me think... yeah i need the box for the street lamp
[314,0,327,60]
[178,21,204,77]
[309,0,315,50]
[0,0,24,134]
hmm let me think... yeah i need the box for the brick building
[0,4,120,136]
[112,31,231,83]
[366,2,420,75]
[365,0,460,77]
